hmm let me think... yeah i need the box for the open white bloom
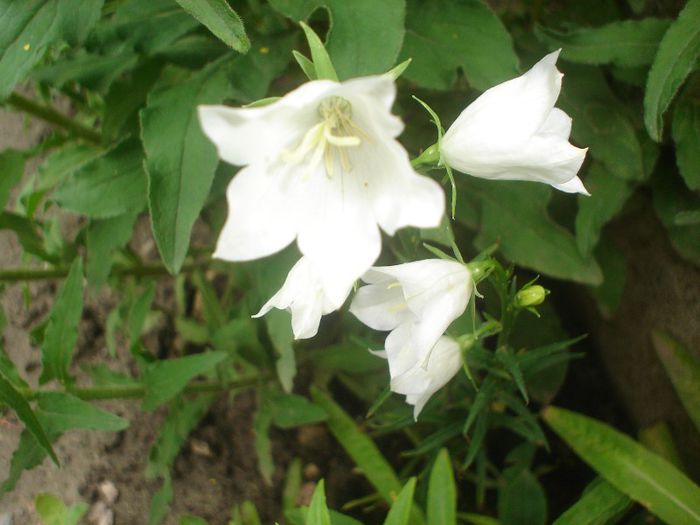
[199,75,444,337]
[253,256,338,340]
[440,51,589,195]
[350,259,471,383]
[391,336,462,418]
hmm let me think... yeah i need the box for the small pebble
[87,501,114,525]
[98,480,119,505]
[190,438,213,457]
[0,512,13,525]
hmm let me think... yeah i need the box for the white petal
[355,137,445,235]
[296,166,381,307]
[384,323,419,379]
[349,282,414,331]
[334,75,403,138]
[213,163,299,261]
[553,175,590,195]
[540,108,572,138]
[391,336,462,419]
[371,260,471,319]
[253,257,337,340]
[442,51,563,153]
[198,80,338,166]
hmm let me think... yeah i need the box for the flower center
[283,96,365,178]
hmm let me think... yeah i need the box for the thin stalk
[0,262,203,282]
[6,92,101,144]
[19,376,265,402]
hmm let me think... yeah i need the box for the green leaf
[283,458,303,511]
[265,309,297,393]
[543,406,700,525]
[35,493,88,525]
[253,394,275,485]
[269,392,327,429]
[269,0,405,78]
[644,0,700,141]
[672,93,700,191]
[174,0,249,53]
[179,516,209,525]
[536,18,671,67]
[146,395,215,479]
[399,0,519,91]
[0,374,58,465]
[52,140,148,219]
[127,282,157,347]
[36,392,129,432]
[552,478,631,525]
[299,22,339,81]
[149,474,173,525]
[103,61,163,142]
[0,149,24,210]
[39,257,84,385]
[309,387,419,517]
[0,0,104,100]
[559,64,644,182]
[0,211,53,262]
[651,331,700,434]
[384,477,416,525]
[588,238,626,319]
[498,467,547,525]
[466,180,602,285]
[651,168,700,266]
[427,449,457,525]
[0,428,53,495]
[307,479,332,525]
[142,351,227,410]
[141,59,232,273]
[86,211,139,288]
[293,50,317,80]
[35,143,108,192]
[575,163,633,257]
[33,51,138,91]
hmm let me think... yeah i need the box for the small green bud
[515,284,548,308]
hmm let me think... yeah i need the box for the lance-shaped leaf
[552,478,631,525]
[0,0,104,100]
[644,0,700,141]
[141,59,233,273]
[39,258,84,385]
[427,449,457,525]
[0,374,58,465]
[543,406,700,525]
[652,331,700,434]
[174,0,250,53]
[536,18,671,67]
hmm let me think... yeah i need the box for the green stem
[0,262,203,282]
[6,92,101,144]
[20,376,263,402]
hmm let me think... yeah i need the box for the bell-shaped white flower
[440,51,589,195]
[350,259,471,381]
[391,336,462,418]
[253,256,337,340]
[199,76,445,327]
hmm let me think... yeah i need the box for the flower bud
[515,284,548,308]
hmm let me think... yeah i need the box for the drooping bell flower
[440,51,589,195]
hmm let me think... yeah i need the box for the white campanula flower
[350,259,471,414]
[440,51,589,195]
[199,76,445,337]
[391,336,462,418]
[253,256,337,340]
